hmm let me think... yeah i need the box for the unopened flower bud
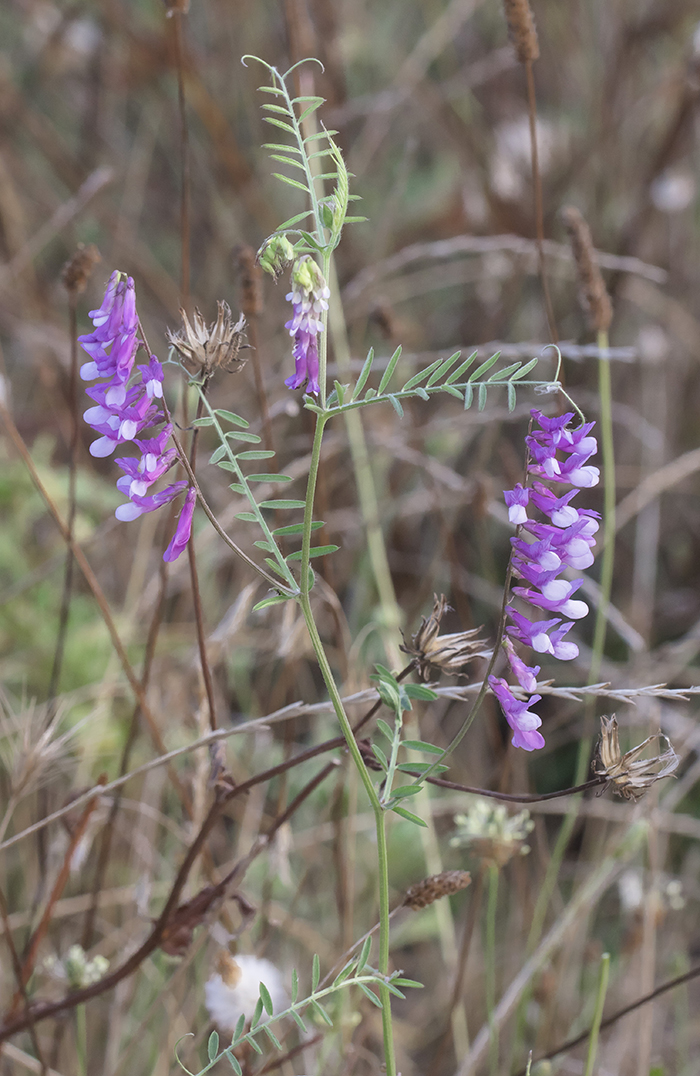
[258,235,295,282]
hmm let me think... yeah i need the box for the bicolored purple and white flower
[489,676,545,752]
[79,271,195,561]
[284,256,330,397]
[492,408,599,750]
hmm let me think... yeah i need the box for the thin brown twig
[514,962,700,1076]
[46,294,79,707]
[81,559,170,950]
[10,780,106,1015]
[0,887,47,1073]
[171,9,190,307]
[525,58,558,344]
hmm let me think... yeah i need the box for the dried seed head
[451,800,534,867]
[61,243,101,296]
[502,0,539,63]
[400,594,490,681]
[235,245,264,318]
[594,715,679,801]
[561,206,613,333]
[0,691,76,809]
[403,870,471,910]
[167,303,247,376]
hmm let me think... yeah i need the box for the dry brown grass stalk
[561,205,614,332]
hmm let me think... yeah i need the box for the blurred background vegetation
[1,1,700,1074]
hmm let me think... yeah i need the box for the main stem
[298,410,396,1076]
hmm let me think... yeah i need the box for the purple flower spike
[80,272,195,562]
[489,676,545,752]
[496,408,598,749]
[163,488,196,562]
[283,256,329,397]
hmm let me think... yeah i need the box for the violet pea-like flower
[489,676,545,752]
[504,484,530,525]
[163,488,196,562]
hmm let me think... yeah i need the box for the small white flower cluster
[205,952,287,1037]
[451,799,534,866]
[44,944,109,989]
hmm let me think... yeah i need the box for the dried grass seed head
[167,302,247,376]
[61,243,101,295]
[0,692,76,801]
[561,205,613,333]
[502,0,539,63]
[234,244,264,318]
[403,870,471,910]
[594,715,679,801]
[401,594,490,681]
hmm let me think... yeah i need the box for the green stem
[298,408,396,1076]
[584,952,610,1076]
[76,1002,87,1076]
[485,862,500,1076]
[376,809,397,1076]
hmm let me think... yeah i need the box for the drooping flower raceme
[490,408,599,751]
[284,256,330,396]
[79,271,194,561]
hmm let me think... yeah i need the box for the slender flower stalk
[490,408,600,750]
[79,271,194,560]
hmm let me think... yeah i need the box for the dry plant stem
[428,775,604,802]
[0,397,194,809]
[428,868,486,1076]
[0,887,46,1073]
[525,59,557,343]
[81,560,170,949]
[171,9,190,306]
[46,294,79,707]
[485,862,500,1075]
[10,784,105,1015]
[188,387,218,731]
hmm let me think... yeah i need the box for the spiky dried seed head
[167,303,247,376]
[400,594,490,681]
[502,0,539,63]
[61,244,101,296]
[594,715,679,801]
[403,870,471,910]
[561,206,613,333]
